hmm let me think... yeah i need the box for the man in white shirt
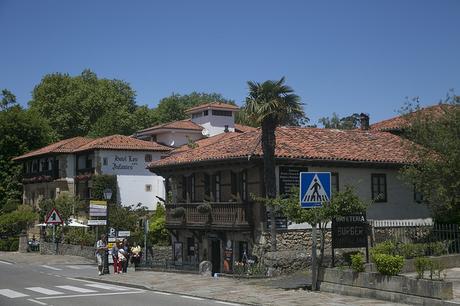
[95,234,107,275]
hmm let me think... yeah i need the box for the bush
[171,207,185,218]
[350,253,365,272]
[342,250,362,266]
[426,242,447,256]
[9,238,19,251]
[429,261,445,280]
[371,241,397,257]
[415,257,431,279]
[400,243,426,259]
[373,253,404,276]
[63,228,94,246]
[197,203,212,214]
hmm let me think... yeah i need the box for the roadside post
[300,172,331,291]
[45,208,63,254]
[144,217,149,264]
[102,188,113,275]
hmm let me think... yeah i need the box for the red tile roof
[185,102,239,114]
[234,124,257,133]
[172,132,243,154]
[137,119,203,134]
[13,137,92,161]
[371,104,456,132]
[149,127,421,169]
[74,135,172,152]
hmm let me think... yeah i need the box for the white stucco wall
[276,165,430,221]
[96,150,166,210]
[192,113,235,136]
[156,131,202,147]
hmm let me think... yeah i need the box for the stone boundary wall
[319,267,453,304]
[40,240,96,260]
[149,245,172,262]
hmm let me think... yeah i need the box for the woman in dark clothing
[121,239,131,273]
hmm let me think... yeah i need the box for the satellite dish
[169,139,175,146]
[201,128,210,137]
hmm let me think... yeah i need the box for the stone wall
[40,240,96,261]
[149,245,172,262]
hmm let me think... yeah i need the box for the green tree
[1,89,17,110]
[400,96,460,223]
[318,112,360,129]
[243,77,305,251]
[153,92,235,124]
[29,69,139,139]
[38,192,82,224]
[0,204,37,237]
[148,203,170,246]
[0,103,53,210]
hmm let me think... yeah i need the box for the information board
[279,166,308,195]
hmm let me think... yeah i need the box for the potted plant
[197,203,212,214]
[171,207,186,219]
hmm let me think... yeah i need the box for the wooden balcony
[165,202,252,230]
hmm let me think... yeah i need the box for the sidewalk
[0,251,94,265]
[82,270,407,305]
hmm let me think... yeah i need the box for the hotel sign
[89,200,107,217]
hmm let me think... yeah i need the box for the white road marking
[152,291,172,295]
[0,289,29,298]
[65,277,96,283]
[85,283,133,291]
[180,295,204,301]
[40,265,62,271]
[0,260,13,265]
[65,265,83,270]
[216,302,242,306]
[27,299,47,305]
[25,287,64,295]
[55,285,97,293]
[36,290,144,300]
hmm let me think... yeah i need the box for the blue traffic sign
[300,172,331,208]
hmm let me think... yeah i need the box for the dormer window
[212,110,232,117]
[203,110,208,116]
[192,112,202,119]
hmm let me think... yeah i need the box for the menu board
[279,166,309,195]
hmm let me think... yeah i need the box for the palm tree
[244,77,304,251]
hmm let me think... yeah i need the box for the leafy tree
[0,204,37,237]
[153,92,235,124]
[91,174,118,204]
[400,95,460,223]
[38,192,82,224]
[29,69,138,139]
[243,77,305,251]
[275,186,368,289]
[148,203,170,246]
[318,112,360,129]
[0,102,53,210]
[1,89,17,110]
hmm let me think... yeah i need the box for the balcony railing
[76,167,95,175]
[22,169,59,182]
[165,202,251,230]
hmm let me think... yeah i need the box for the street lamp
[102,188,112,275]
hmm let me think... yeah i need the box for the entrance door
[211,240,221,274]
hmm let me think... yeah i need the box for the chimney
[360,113,369,130]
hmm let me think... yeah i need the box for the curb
[77,276,254,305]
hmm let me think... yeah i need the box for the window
[85,158,92,169]
[151,135,157,142]
[414,186,424,203]
[145,154,152,162]
[204,173,211,200]
[145,184,152,192]
[182,175,195,202]
[187,237,195,256]
[103,157,108,166]
[371,174,387,202]
[331,172,339,194]
[212,110,232,117]
[203,110,208,116]
[230,170,248,201]
[192,112,202,119]
[212,172,221,202]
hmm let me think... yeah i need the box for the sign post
[300,172,331,291]
[45,208,63,254]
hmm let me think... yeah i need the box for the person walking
[112,240,122,274]
[121,239,130,273]
[95,234,107,276]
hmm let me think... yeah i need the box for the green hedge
[0,237,19,251]
[373,253,404,276]
[371,241,448,259]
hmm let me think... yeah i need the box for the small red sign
[45,208,63,224]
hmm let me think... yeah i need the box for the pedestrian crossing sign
[300,172,331,208]
[45,208,63,224]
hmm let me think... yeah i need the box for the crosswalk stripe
[27,299,47,305]
[0,260,13,265]
[85,283,132,291]
[56,285,97,293]
[0,289,29,298]
[65,265,84,270]
[25,287,64,295]
[40,265,62,271]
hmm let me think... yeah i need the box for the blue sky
[1,0,459,124]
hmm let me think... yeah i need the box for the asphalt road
[0,260,240,306]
